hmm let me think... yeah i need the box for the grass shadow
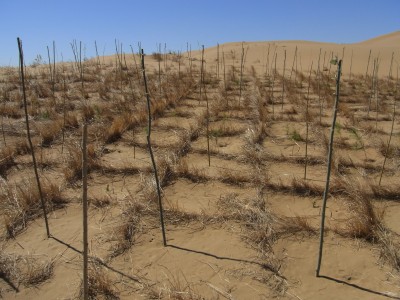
[0,271,19,293]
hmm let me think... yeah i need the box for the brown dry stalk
[17,37,50,238]
[141,49,167,246]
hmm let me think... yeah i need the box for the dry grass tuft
[330,176,383,242]
[337,196,383,242]
[175,160,207,183]
[0,251,18,285]
[290,178,323,197]
[218,168,251,186]
[376,228,400,271]
[91,196,112,209]
[79,262,119,300]
[105,113,136,144]
[21,257,55,287]
[163,200,207,226]
[0,147,14,178]
[105,117,126,144]
[0,251,54,288]
[63,112,79,129]
[218,193,276,250]
[109,197,145,258]
[14,139,31,155]
[370,184,400,201]
[278,215,317,238]
[379,140,400,159]
[1,178,67,238]
[64,143,98,183]
[38,121,62,147]
[82,104,96,123]
[148,271,204,300]
[216,193,288,278]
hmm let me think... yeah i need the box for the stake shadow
[319,275,400,299]
[167,244,282,276]
[0,272,19,293]
[50,236,81,254]
[50,235,142,284]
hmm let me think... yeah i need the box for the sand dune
[357,30,400,47]
[189,30,400,77]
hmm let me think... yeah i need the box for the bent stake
[316,59,342,277]
[141,49,167,246]
[17,37,50,238]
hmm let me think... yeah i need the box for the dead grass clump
[216,193,289,277]
[244,124,268,146]
[21,257,55,287]
[1,179,66,238]
[33,82,52,99]
[64,143,98,183]
[151,99,168,119]
[0,147,14,178]
[38,121,62,147]
[278,215,317,238]
[379,140,400,159]
[242,144,265,167]
[217,193,276,248]
[291,178,323,196]
[149,271,204,300]
[173,108,193,118]
[104,113,138,144]
[109,198,145,258]
[219,168,251,186]
[157,153,178,187]
[284,106,298,115]
[139,172,159,203]
[164,200,207,226]
[79,263,119,300]
[330,176,370,198]
[337,196,383,242]
[0,252,54,288]
[209,123,246,138]
[0,102,22,118]
[175,160,207,183]
[105,116,127,144]
[14,139,31,155]
[376,228,400,271]
[91,196,112,208]
[82,104,96,123]
[0,251,18,285]
[63,112,79,129]
[370,184,400,201]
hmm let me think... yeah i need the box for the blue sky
[1,0,399,66]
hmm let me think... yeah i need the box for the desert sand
[0,31,400,299]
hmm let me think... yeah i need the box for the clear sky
[1,0,399,66]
